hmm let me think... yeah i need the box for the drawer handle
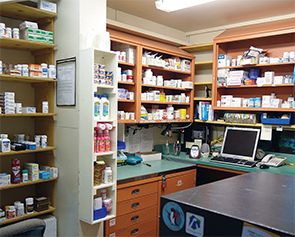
[131,189,140,195]
[131,202,139,209]
[131,215,139,222]
[130,228,139,235]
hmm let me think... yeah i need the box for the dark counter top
[162,171,295,236]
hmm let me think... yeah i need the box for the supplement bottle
[22,64,29,76]
[8,206,16,219]
[48,65,56,79]
[25,197,34,214]
[0,23,6,37]
[41,63,48,78]
[94,94,100,118]
[103,167,112,183]
[1,134,11,152]
[6,27,11,38]
[22,169,28,183]
[16,203,24,217]
[12,28,19,39]
[100,94,110,120]
[42,101,49,113]
[12,158,20,184]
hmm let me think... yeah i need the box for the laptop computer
[210,127,260,167]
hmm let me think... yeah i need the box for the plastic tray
[93,207,107,221]
[261,113,293,125]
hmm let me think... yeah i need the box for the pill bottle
[42,101,49,113]
[157,75,163,86]
[217,99,221,107]
[22,64,29,77]
[289,51,295,62]
[1,134,11,152]
[94,94,100,118]
[255,97,261,107]
[121,71,127,82]
[283,52,289,62]
[41,63,48,78]
[35,135,41,147]
[104,198,112,211]
[14,201,21,209]
[100,94,110,120]
[22,169,28,183]
[0,60,2,74]
[144,69,153,78]
[166,105,174,120]
[12,28,19,39]
[249,98,255,107]
[41,135,47,148]
[101,189,107,201]
[16,203,24,217]
[48,65,56,79]
[25,197,34,214]
[8,206,16,219]
[102,167,112,183]
[6,27,12,38]
[0,23,6,37]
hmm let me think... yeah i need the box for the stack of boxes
[25,163,39,182]
[20,21,53,44]
[0,92,15,114]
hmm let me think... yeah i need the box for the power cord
[210,135,223,146]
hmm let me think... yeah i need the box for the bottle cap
[22,169,28,173]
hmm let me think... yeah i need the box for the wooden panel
[180,42,214,52]
[111,217,157,237]
[159,169,196,196]
[0,37,56,51]
[0,74,57,83]
[117,181,158,202]
[214,18,295,43]
[117,193,158,216]
[105,205,157,233]
[141,229,158,237]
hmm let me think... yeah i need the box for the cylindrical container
[12,158,20,184]
[25,197,34,214]
[120,52,126,62]
[174,110,180,119]
[6,27,12,38]
[15,103,22,113]
[144,69,153,78]
[0,134,10,152]
[101,189,107,201]
[103,167,112,184]
[249,98,255,107]
[93,162,103,186]
[127,92,134,100]
[157,75,163,86]
[289,51,295,62]
[42,101,49,113]
[12,28,19,39]
[100,94,110,120]
[41,135,47,148]
[130,112,135,120]
[35,135,41,147]
[48,65,56,79]
[283,52,289,62]
[0,23,6,37]
[16,203,24,217]
[166,105,174,120]
[254,97,261,107]
[8,206,16,219]
[217,99,221,107]
[125,69,133,80]
[125,112,130,120]
[14,201,21,209]
[94,94,101,118]
[104,198,112,212]
[22,169,28,183]
[0,60,2,74]
[22,64,29,76]
[121,72,127,82]
[41,63,48,78]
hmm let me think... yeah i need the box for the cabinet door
[117,181,158,202]
[117,193,158,216]
[159,169,196,196]
[105,205,157,233]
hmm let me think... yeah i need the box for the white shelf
[79,48,118,225]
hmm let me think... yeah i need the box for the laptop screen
[221,127,260,160]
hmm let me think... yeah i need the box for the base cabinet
[105,169,196,237]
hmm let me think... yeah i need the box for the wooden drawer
[159,169,196,196]
[117,181,158,202]
[109,217,157,237]
[105,205,157,233]
[141,229,157,237]
[117,193,157,216]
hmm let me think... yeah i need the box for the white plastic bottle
[48,65,56,79]
[0,134,11,152]
[100,94,109,120]
[103,167,112,183]
[94,94,100,118]
[41,63,48,78]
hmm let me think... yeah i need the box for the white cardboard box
[38,0,57,13]
[135,151,161,161]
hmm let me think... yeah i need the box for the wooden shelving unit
[110,29,195,124]
[0,2,57,225]
[212,18,295,128]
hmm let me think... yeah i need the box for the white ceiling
[107,0,295,33]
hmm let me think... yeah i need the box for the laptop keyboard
[210,156,258,168]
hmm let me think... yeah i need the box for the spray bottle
[96,123,106,152]
[103,123,113,152]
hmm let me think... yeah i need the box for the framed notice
[56,57,76,106]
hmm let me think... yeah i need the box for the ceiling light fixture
[155,0,216,12]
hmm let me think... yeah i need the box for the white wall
[54,0,106,236]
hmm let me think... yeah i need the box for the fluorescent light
[155,0,216,12]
